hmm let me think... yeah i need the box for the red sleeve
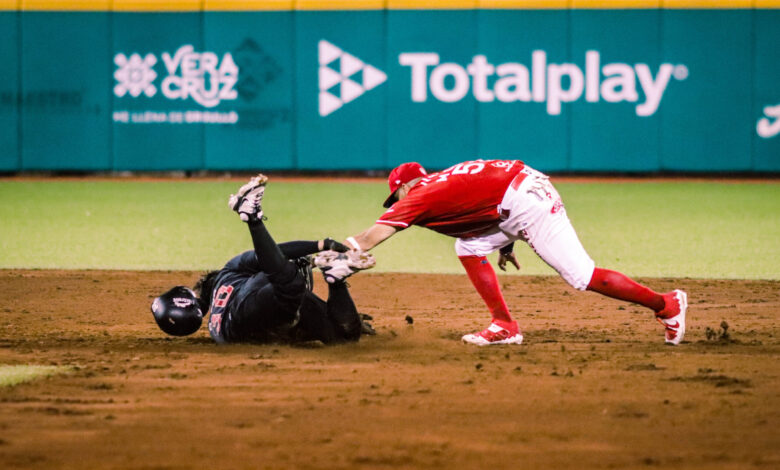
[376,192,428,230]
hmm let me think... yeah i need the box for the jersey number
[451,162,485,175]
[422,161,487,185]
[214,285,234,308]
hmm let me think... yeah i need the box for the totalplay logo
[400,51,688,116]
[318,40,387,117]
[317,42,688,118]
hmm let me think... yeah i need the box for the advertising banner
[296,11,388,170]
[111,12,207,171]
[20,12,111,171]
[2,4,779,173]
[754,10,780,171]
[659,9,753,171]
[204,12,295,171]
[0,10,18,171]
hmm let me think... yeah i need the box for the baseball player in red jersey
[343,159,688,346]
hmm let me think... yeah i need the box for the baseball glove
[313,250,376,283]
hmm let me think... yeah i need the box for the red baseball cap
[383,162,427,208]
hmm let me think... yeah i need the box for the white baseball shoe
[228,174,268,222]
[462,323,524,346]
[313,250,376,284]
[656,289,688,345]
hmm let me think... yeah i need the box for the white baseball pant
[454,166,596,291]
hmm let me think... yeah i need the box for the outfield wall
[1,1,779,172]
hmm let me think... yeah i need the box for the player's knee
[268,260,299,285]
[570,280,590,291]
[562,266,594,291]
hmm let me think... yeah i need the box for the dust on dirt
[0,270,778,469]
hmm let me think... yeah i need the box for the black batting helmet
[151,286,203,336]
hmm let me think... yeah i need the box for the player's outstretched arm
[346,224,398,251]
[276,238,349,259]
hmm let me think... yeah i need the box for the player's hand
[498,251,521,271]
[321,238,350,253]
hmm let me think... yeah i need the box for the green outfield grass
[0,179,778,279]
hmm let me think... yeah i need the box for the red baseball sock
[459,255,517,332]
[587,267,665,313]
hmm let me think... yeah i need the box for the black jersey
[206,242,318,344]
[207,250,267,343]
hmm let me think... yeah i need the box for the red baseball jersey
[377,159,525,238]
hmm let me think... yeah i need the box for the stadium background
[1,0,779,173]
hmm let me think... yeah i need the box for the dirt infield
[1,270,778,470]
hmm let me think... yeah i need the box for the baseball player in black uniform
[151,174,376,344]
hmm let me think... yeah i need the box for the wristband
[346,236,361,251]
